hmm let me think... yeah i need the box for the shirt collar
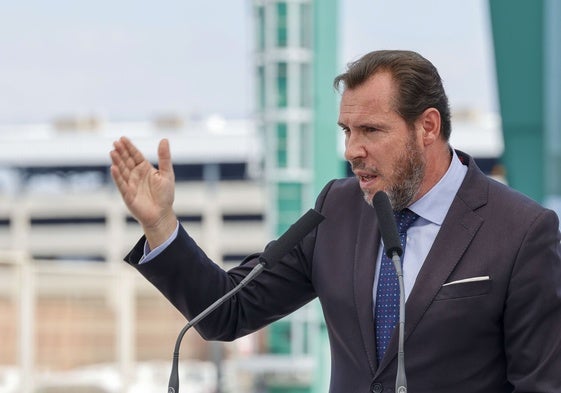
[408,148,468,225]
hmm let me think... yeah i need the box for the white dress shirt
[372,149,468,306]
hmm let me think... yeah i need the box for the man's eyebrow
[337,122,386,130]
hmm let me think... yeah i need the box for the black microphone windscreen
[259,209,325,268]
[372,191,402,257]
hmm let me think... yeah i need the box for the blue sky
[0,0,497,123]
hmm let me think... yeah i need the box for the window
[276,2,288,47]
[276,123,288,168]
[257,65,265,110]
[299,3,312,49]
[277,62,288,107]
[277,182,302,233]
[299,62,312,107]
[299,123,312,168]
[256,5,266,51]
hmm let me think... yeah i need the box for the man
[110,50,561,392]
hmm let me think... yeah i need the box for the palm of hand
[111,137,175,230]
[126,160,175,228]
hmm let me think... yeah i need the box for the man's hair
[333,50,451,141]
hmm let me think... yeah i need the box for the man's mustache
[350,159,379,175]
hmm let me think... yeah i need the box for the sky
[0,0,497,124]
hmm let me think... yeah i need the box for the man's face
[338,72,425,210]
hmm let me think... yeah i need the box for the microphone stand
[167,263,265,393]
[166,208,325,393]
[391,252,407,393]
[372,191,408,393]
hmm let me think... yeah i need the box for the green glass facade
[254,0,318,236]
[489,0,561,217]
[253,0,341,391]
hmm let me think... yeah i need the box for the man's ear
[418,107,441,146]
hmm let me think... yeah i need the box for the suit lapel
[404,198,484,338]
[353,199,380,374]
[376,152,489,373]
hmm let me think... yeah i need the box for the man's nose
[344,132,367,161]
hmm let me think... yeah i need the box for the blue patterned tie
[375,208,419,362]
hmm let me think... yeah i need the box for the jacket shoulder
[315,177,362,210]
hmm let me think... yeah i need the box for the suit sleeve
[124,179,337,341]
[504,208,561,392]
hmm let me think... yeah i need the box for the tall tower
[253,0,342,392]
[255,0,316,235]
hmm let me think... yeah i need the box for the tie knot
[394,209,419,234]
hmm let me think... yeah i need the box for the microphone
[167,208,325,393]
[372,191,407,393]
[373,192,403,258]
[259,209,325,268]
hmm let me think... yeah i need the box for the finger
[110,147,124,168]
[120,136,146,166]
[110,164,123,188]
[110,163,130,197]
[157,139,174,178]
[112,139,133,172]
[110,148,131,183]
[112,137,141,174]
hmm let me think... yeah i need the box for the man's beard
[353,136,425,211]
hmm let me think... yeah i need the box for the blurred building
[0,115,270,393]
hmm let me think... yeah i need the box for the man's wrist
[140,221,180,264]
[143,212,178,250]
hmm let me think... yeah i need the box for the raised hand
[110,136,177,248]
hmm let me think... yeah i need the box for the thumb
[157,138,174,177]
